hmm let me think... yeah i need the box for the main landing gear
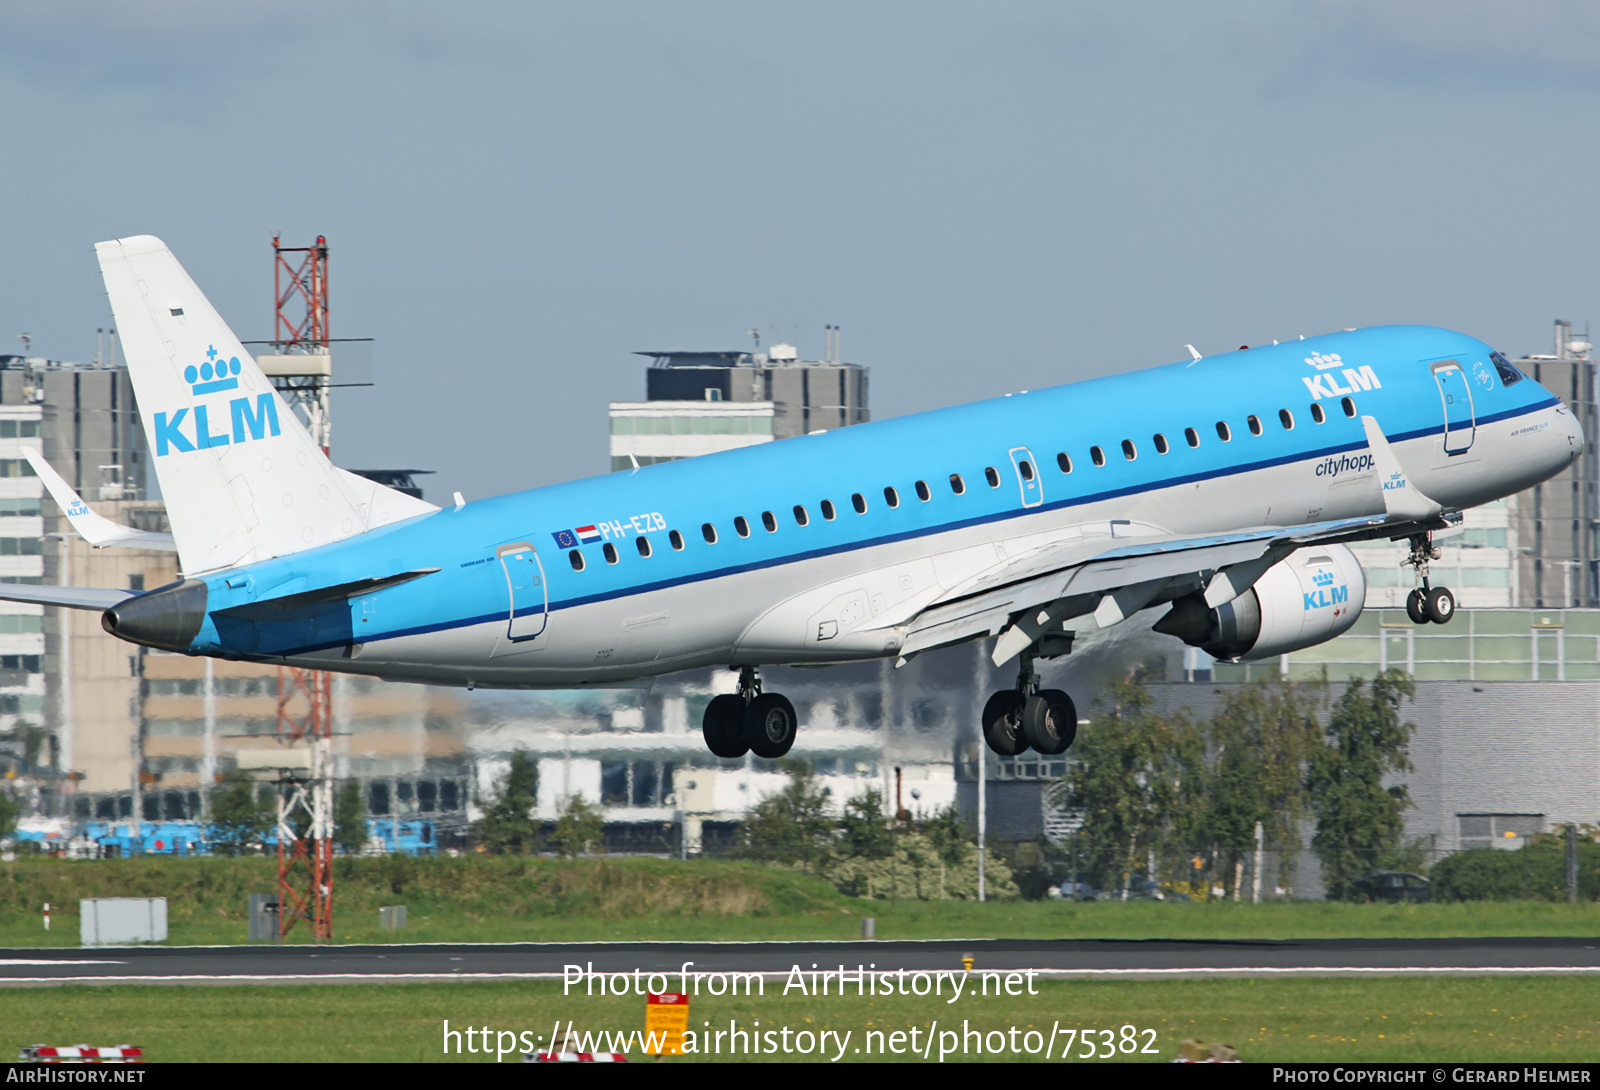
[981,647,1078,757]
[701,666,798,760]
[1402,532,1455,626]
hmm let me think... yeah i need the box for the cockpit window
[1491,350,1524,387]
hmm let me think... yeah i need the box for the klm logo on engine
[1304,568,1348,611]
[154,346,281,457]
[1303,352,1382,401]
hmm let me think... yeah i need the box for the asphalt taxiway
[1,937,1596,985]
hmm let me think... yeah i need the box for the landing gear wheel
[702,693,749,759]
[1425,585,1455,625]
[743,692,798,759]
[982,690,1028,756]
[1022,689,1078,755]
[1405,588,1429,625]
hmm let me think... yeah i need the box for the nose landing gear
[980,647,1079,757]
[1403,533,1455,625]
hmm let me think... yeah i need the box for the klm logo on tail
[154,345,280,457]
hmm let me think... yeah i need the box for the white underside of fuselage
[275,403,1576,688]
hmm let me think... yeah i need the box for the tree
[737,760,835,873]
[333,780,368,854]
[838,788,893,862]
[549,794,605,858]
[1198,678,1324,896]
[474,750,540,854]
[0,789,18,840]
[1305,670,1416,900]
[1066,679,1207,896]
[208,772,274,856]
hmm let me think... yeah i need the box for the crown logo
[1313,570,1335,586]
[184,345,240,395]
[1304,352,1344,371]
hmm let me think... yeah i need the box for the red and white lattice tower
[267,234,335,941]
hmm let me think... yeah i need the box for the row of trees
[735,763,1014,899]
[1067,670,1417,900]
[471,751,605,857]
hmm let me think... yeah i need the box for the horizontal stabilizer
[22,448,177,551]
[0,584,134,611]
[212,568,441,620]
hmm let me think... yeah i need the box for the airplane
[0,235,1581,761]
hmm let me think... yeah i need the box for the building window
[1458,813,1543,850]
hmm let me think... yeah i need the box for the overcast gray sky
[4,1,1600,500]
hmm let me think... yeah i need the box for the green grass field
[2,977,1594,1063]
[1,855,1597,946]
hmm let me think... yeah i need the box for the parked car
[1353,871,1431,903]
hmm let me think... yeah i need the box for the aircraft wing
[22,448,178,551]
[887,510,1455,665]
[0,584,134,611]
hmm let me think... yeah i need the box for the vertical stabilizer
[95,236,436,574]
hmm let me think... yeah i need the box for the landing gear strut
[701,666,798,760]
[1403,533,1455,626]
[981,647,1078,757]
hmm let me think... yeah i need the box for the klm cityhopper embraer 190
[4,236,1583,761]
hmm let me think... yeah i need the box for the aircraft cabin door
[1008,447,1044,508]
[1431,360,1476,456]
[496,541,548,643]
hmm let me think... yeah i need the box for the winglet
[1361,416,1443,522]
[22,447,177,551]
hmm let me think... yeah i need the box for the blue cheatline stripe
[240,397,1557,660]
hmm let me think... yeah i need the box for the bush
[1430,843,1600,902]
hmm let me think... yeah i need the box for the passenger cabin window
[949,474,966,494]
[761,511,777,532]
[793,505,809,526]
[701,523,718,544]
[1247,414,1263,436]
[1121,440,1136,461]
[852,493,868,513]
[1342,397,1356,417]
[1216,421,1232,442]
[636,536,652,557]
[985,467,1000,488]
[569,550,585,571]
[603,542,619,564]
[884,486,900,508]
[1018,460,1035,481]
[1310,403,1326,424]
[1056,453,1072,473]
[1184,427,1199,448]
[914,480,931,501]
[821,499,837,520]
[1153,433,1169,454]
[1279,409,1294,430]
[1090,445,1106,467]
[669,529,685,550]
[734,516,751,537]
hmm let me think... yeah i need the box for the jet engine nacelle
[1153,545,1366,662]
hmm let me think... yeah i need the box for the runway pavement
[1,936,1597,985]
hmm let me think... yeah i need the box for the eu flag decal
[551,529,578,549]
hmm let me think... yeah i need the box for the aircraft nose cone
[102,578,208,652]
